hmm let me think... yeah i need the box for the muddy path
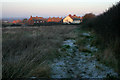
[50,32,118,78]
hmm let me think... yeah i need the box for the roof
[47,17,62,22]
[68,14,81,20]
[29,16,47,21]
[28,16,62,22]
[12,20,22,24]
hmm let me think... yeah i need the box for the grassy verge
[75,2,120,77]
[75,26,119,74]
[2,25,77,78]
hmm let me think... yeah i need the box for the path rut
[51,33,118,78]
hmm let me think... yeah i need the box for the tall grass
[81,2,120,75]
[2,25,77,78]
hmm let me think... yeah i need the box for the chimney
[30,16,32,18]
[69,14,72,17]
[73,14,76,16]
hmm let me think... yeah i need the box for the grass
[75,26,119,75]
[80,2,120,76]
[2,25,77,78]
[75,29,93,53]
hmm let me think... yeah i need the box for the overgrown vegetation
[2,25,77,78]
[80,2,120,76]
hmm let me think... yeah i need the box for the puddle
[82,32,91,37]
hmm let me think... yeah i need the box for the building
[2,20,9,25]
[63,14,82,24]
[23,18,27,23]
[28,16,47,25]
[12,20,22,24]
[47,17,62,23]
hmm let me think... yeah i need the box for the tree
[22,18,28,24]
[83,13,96,20]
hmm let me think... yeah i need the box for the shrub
[81,1,120,75]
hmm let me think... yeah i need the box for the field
[2,25,119,78]
[2,25,77,78]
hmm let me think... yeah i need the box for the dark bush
[81,1,120,75]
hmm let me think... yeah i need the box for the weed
[2,25,77,78]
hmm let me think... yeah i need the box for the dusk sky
[2,0,120,18]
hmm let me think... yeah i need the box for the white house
[71,18,81,24]
[63,14,82,24]
[63,15,73,24]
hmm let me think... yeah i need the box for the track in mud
[51,33,118,78]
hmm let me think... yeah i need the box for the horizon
[2,0,120,19]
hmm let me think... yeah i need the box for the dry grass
[100,48,118,72]
[2,25,77,78]
[76,27,119,73]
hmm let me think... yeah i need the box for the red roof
[28,16,47,21]
[47,17,62,22]
[68,14,81,19]
[12,20,22,24]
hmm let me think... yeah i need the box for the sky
[1,0,120,18]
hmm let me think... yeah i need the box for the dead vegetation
[2,25,77,78]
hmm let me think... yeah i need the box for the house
[63,14,82,24]
[47,17,62,23]
[22,18,27,23]
[2,20,9,25]
[2,20,9,23]
[28,16,47,25]
[12,20,22,24]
